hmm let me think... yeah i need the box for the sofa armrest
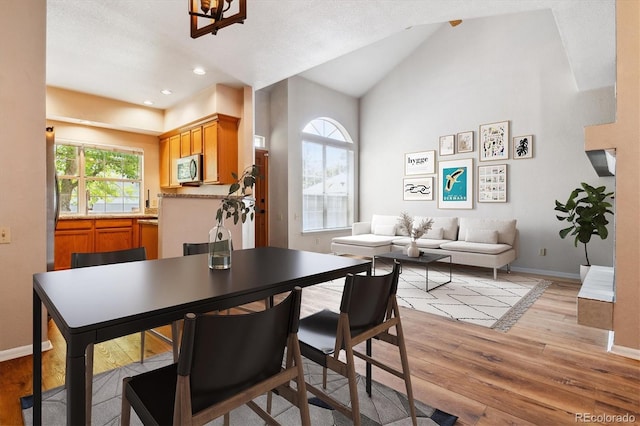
[352,221,372,235]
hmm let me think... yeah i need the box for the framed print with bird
[438,158,473,209]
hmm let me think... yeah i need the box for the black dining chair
[182,242,209,256]
[297,261,417,426]
[121,287,311,426]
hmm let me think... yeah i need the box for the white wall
[359,10,615,277]
[261,77,360,252]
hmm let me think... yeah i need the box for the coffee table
[374,251,452,291]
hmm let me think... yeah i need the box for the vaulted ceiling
[47,0,615,110]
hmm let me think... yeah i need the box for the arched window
[302,118,355,231]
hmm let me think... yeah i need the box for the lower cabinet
[54,218,149,270]
[139,223,158,260]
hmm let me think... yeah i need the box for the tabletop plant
[215,164,260,226]
[397,212,433,240]
[554,182,614,266]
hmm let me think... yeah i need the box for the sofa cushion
[417,217,458,241]
[332,234,397,248]
[392,236,449,249]
[424,227,444,239]
[374,224,396,236]
[440,241,512,255]
[458,218,517,245]
[465,229,498,244]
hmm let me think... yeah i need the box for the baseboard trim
[0,340,53,362]
[608,334,640,360]
[509,266,580,281]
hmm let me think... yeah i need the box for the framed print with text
[479,120,509,161]
[439,135,455,156]
[403,176,434,201]
[438,158,473,209]
[478,164,507,203]
[456,131,474,153]
[404,150,436,175]
[513,135,533,159]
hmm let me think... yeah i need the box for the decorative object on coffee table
[397,212,433,257]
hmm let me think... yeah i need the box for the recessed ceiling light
[161,89,172,95]
[143,100,154,106]
[193,67,206,75]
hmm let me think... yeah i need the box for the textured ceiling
[46,0,615,111]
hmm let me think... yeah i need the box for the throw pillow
[465,229,498,244]
[374,224,396,236]
[422,227,444,239]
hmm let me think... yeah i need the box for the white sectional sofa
[331,214,518,279]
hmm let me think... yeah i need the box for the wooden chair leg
[266,391,273,414]
[140,331,145,363]
[395,316,417,425]
[322,367,327,388]
[224,412,230,426]
[171,321,180,362]
[121,377,132,426]
[85,343,94,426]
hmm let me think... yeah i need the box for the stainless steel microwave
[176,154,202,184]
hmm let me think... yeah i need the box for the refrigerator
[45,126,59,272]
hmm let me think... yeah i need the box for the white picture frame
[456,131,474,153]
[404,150,436,175]
[439,135,455,156]
[403,176,434,201]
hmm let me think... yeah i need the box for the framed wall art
[403,176,434,201]
[404,150,436,175]
[478,164,508,203]
[479,120,509,161]
[438,158,473,209]
[456,131,474,153]
[513,135,533,159]
[439,135,455,156]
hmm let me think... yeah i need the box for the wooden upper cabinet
[203,115,239,184]
[159,137,170,188]
[191,126,203,155]
[180,131,191,157]
[160,113,239,187]
[169,134,181,187]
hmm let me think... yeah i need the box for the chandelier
[189,0,246,38]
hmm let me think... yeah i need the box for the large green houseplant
[554,182,614,267]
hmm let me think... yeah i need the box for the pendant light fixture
[189,0,247,38]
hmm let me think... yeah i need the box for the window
[55,141,143,215]
[302,118,354,231]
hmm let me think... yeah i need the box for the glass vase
[209,220,232,270]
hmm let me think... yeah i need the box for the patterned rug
[22,352,458,425]
[318,259,551,331]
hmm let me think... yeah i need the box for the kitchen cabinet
[95,219,135,252]
[191,126,203,155]
[159,137,170,188]
[139,222,158,260]
[180,131,191,158]
[159,113,238,187]
[169,134,181,187]
[54,217,149,270]
[54,220,94,270]
[159,135,181,189]
[203,114,239,184]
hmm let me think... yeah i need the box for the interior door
[254,149,269,247]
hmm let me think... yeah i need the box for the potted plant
[554,182,614,280]
[209,165,260,269]
[397,212,433,257]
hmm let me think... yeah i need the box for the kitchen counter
[59,213,158,220]
[138,219,158,225]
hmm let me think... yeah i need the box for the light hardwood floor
[1,272,638,425]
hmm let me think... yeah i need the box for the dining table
[32,246,371,426]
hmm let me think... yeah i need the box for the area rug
[21,352,457,426]
[318,259,551,331]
